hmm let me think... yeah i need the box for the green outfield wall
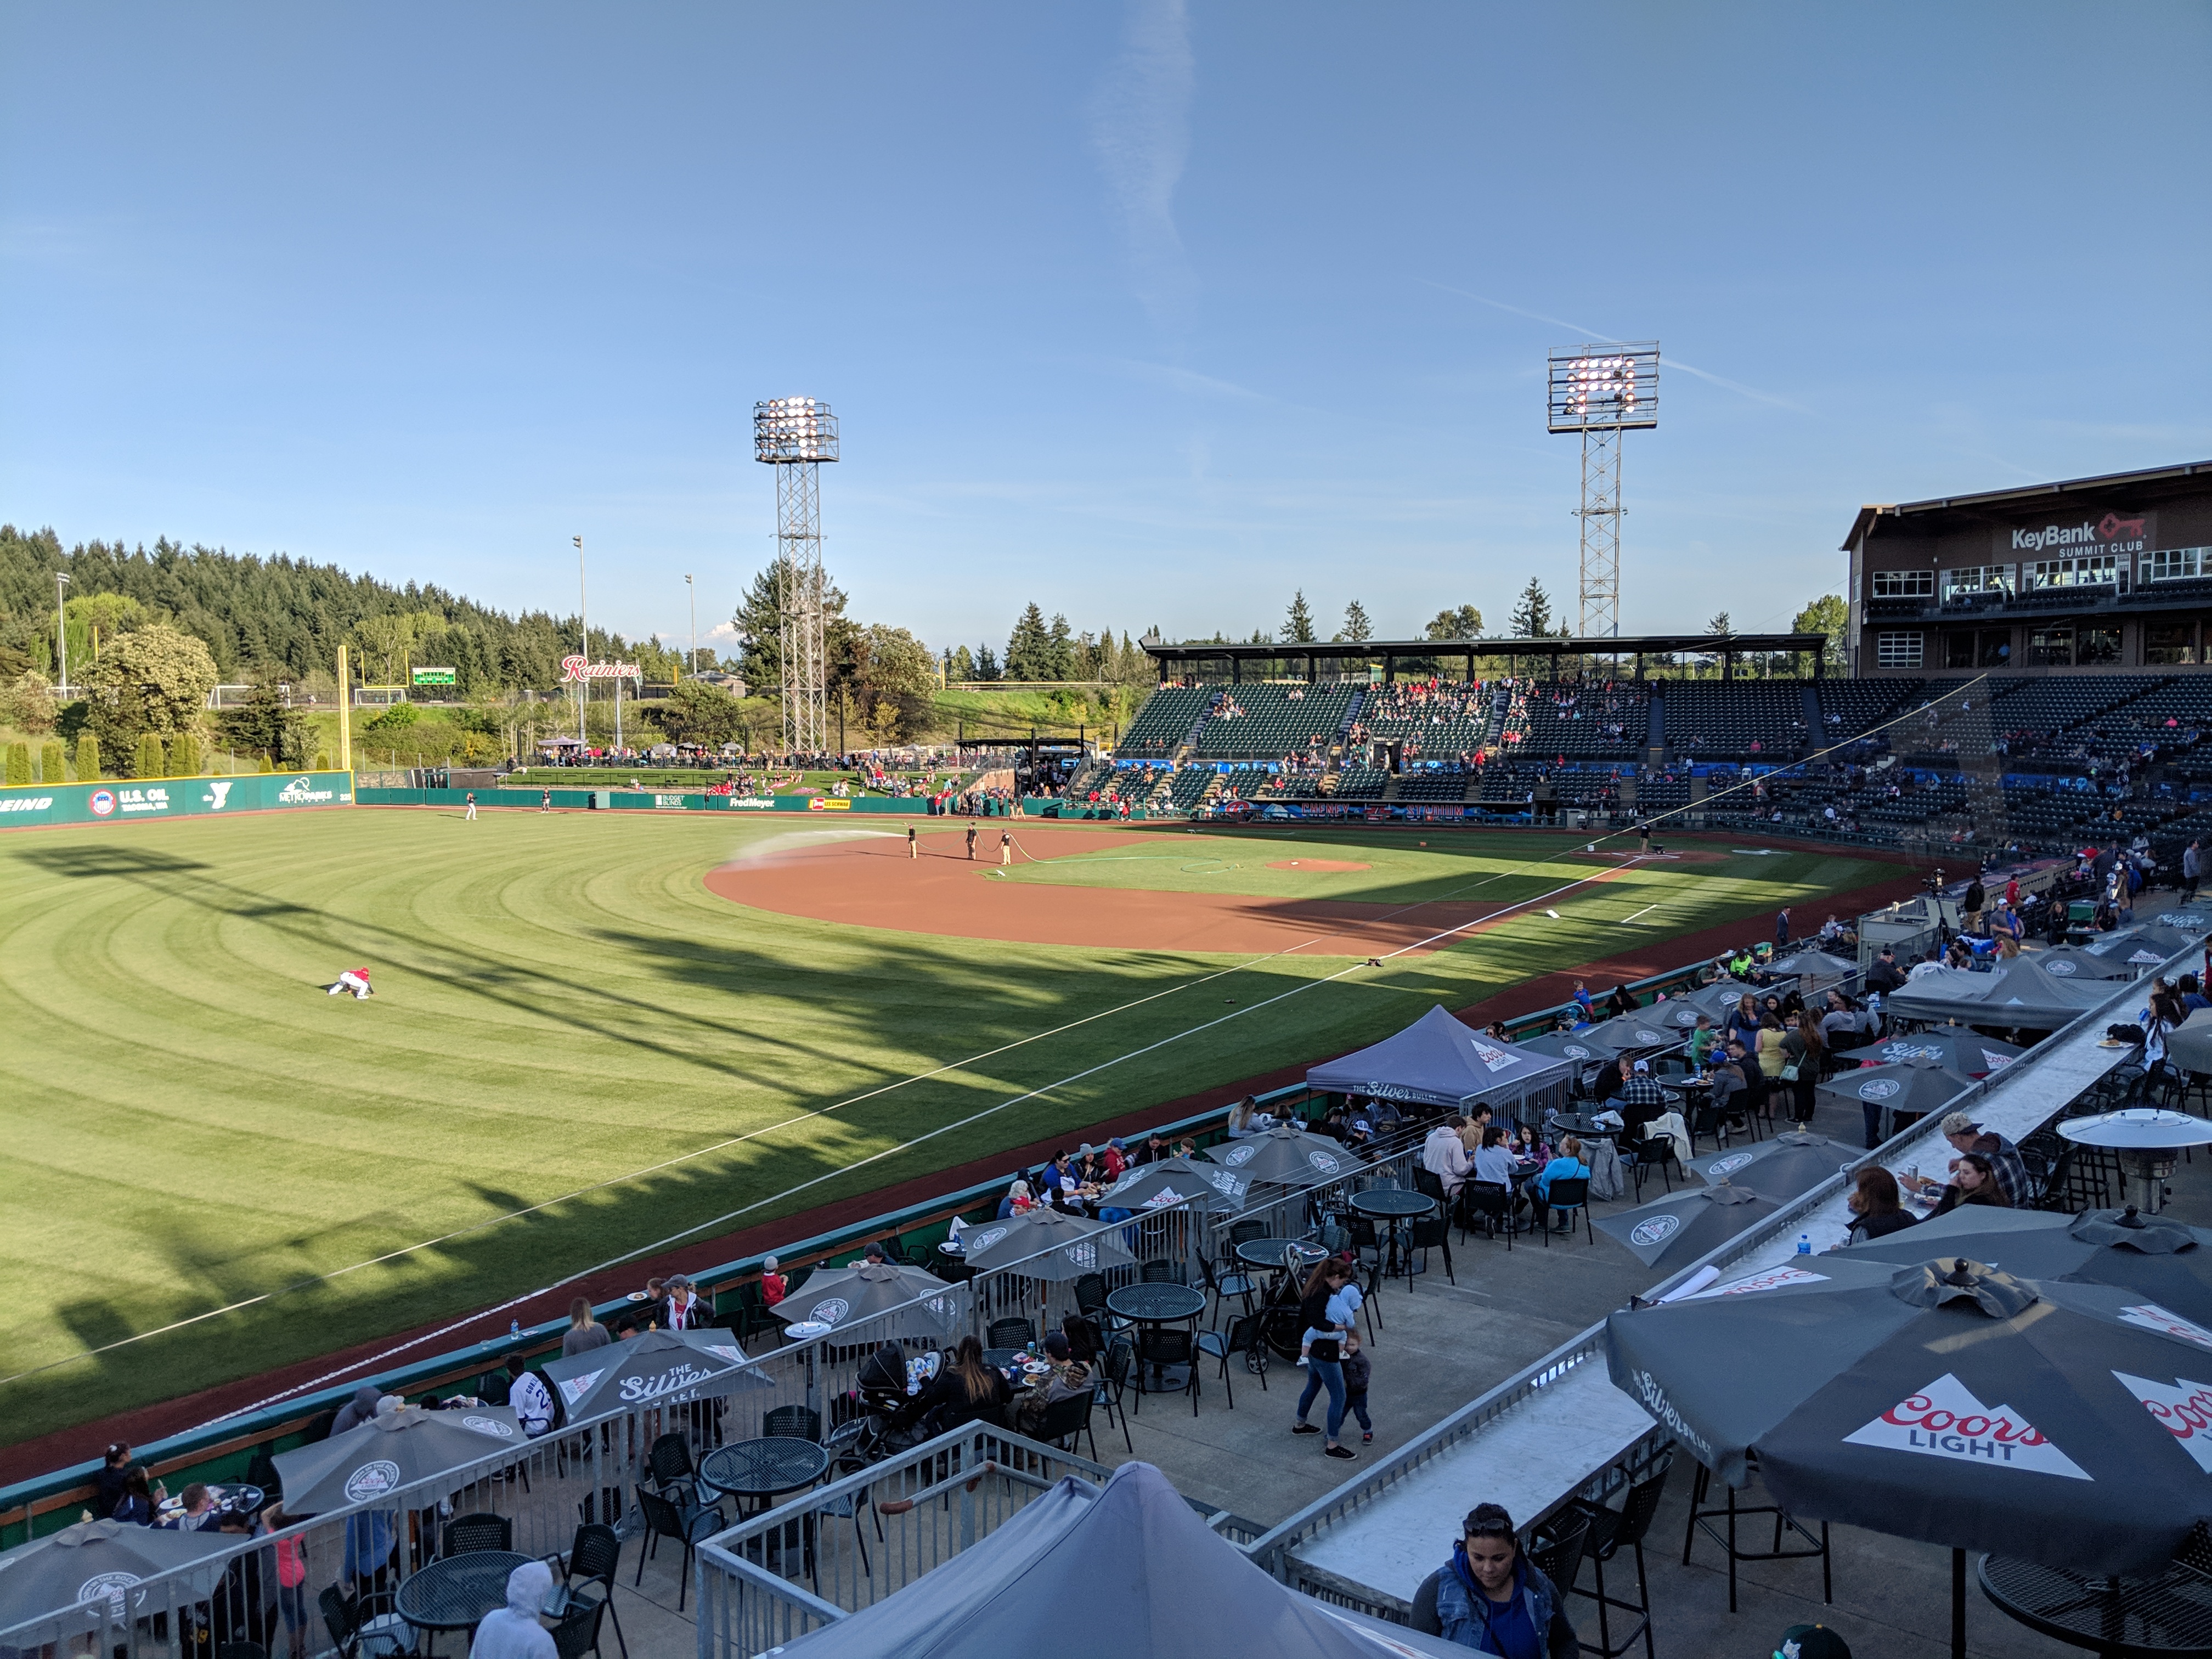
[0,770,356,828]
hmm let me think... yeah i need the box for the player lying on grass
[325,967,374,998]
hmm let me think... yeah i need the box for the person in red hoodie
[325,968,373,999]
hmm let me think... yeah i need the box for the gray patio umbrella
[1843,1206,2212,1320]
[1209,1124,1358,1189]
[954,1207,1138,1280]
[1513,1029,1621,1065]
[272,1404,541,1514]
[772,1459,1470,1658]
[771,1262,965,1340]
[2165,1007,2212,1075]
[1685,1131,1857,1205]
[540,1327,771,1423]
[2031,943,2148,980]
[1605,1255,2212,1575]
[1883,957,2110,1029]
[1104,1154,1250,1213]
[1858,1029,2023,1077]
[1576,1013,1680,1054]
[1593,1178,1785,1269]
[0,1519,236,1629]
[1812,1057,1977,1141]
[1766,948,1859,994]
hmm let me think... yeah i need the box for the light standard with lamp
[54,572,70,696]
[574,535,588,749]
[685,574,696,680]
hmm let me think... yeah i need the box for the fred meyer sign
[0,771,355,830]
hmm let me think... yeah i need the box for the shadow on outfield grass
[14,846,211,877]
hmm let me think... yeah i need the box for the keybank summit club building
[1845,460,2212,678]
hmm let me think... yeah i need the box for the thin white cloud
[1419,278,1812,416]
[1087,0,1196,334]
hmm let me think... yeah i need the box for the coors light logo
[2114,1370,2212,1473]
[1842,1373,2087,1478]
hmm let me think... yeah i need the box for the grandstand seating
[1397,769,1474,802]
[1664,682,1805,759]
[1118,684,1215,757]
[1816,678,1924,743]
[1189,683,1358,759]
[1353,681,1491,760]
[1334,765,1391,800]
[1516,682,1649,759]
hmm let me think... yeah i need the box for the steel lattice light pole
[754,397,838,756]
[1547,343,1659,639]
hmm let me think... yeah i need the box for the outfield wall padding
[0,770,354,828]
[356,787,1154,817]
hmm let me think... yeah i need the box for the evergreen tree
[168,731,201,776]
[1005,604,1053,680]
[1509,580,1553,638]
[1046,613,1075,680]
[1706,611,1733,635]
[216,682,312,770]
[950,645,976,680]
[1284,590,1316,644]
[976,644,1001,681]
[75,733,98,780]
[257,752,274,773]
[134,732,164,778]
[40,740,64,783]
[4,742,27,786]
[1340,600,1373,643]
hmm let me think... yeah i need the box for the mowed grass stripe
[0,814,1899,1442]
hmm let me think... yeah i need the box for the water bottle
[510,1318,521,1340]
[1796,1233,1812,1256]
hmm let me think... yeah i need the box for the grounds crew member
[1000,830,1012,866]
[908,825,918,860]
[966,823,979,859]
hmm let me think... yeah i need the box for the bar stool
[1681,1454,1830,1614]
[1568,1459,1671,1659]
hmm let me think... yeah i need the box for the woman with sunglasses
[1433,1502,1579,1655]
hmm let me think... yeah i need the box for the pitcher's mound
[1266,859,1373,872]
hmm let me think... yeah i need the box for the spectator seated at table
[1706,1043,1751,1125]
[109,1467,158,1525]
[1432,1502,1579,1656]
[1136,1131,1171,1165]
[1933,1111,2029,1207]
[996,1180,1032,1219]
[160,1483,221,1532]
[1924,1152,2012,1218]
[93,1441,141,1522]
[920,1336,1012,1432]
[759,1255,788,1307]
[1471,1125,1519,1189]
[330,1384,384,1438]
[1616,1060,1667,1136]
[1013,1333,1093,1437]
[1843,1166,1917,1244]
[1602,985,1637,1020]
[1226,1098,1262,1137]
[1687,1014,1718,1071]
[1593,1057,1630,1107]
[1530,1137,1589,1233]
[468,1561,557,1659]
[508,1364,556,1437]
[1423,1115,1472,1197]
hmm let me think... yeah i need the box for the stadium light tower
[754,397,838,756]
[1548,342,1659,638]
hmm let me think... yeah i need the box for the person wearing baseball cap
[1775,1622,1851,1659]
[1903,1113,2028,1207]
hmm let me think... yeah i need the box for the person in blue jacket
[1433,1503,1578,1656]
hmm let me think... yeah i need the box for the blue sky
[4,4,2207,661]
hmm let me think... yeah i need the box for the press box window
[2143,548,2211,584]
[1870,570,1935,599]
[1941,566,2013,600]
[2027,626,2074,667]
[1876,631,1923,668]
[2077,628,2122,665]
[2146,625,2199,665]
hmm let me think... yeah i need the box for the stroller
[845,1340,938,1455]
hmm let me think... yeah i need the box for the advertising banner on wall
[0,771,355,830]
[1996,509,2156,565]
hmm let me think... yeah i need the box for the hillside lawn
[0,809,1898,1444]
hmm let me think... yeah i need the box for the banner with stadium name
[0,771,356,829]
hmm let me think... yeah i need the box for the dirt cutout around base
[708,825,1610,956]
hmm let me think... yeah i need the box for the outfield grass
[0,810,1897,1444]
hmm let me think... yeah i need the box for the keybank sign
[2004,511,2152,556]
[0,771,356,828]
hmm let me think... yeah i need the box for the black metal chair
[646,1432,698,1503]
[1228,1220,1269,1249]
[1197,1252,1256,1325]
[1032,1390,1101,1462]
[1093,1337,1135,1453]
[631,1485,727,1613]
[1195,1314,1265,1408]
[1135,1327,1200,1416]
[1072,1273,1112,1324]
[1681,1454,1830,1615]
[1536,1176,1594,1248]
[1528,1510,1593,1616]
[763,1404,823,1443]
[721,1279,768,1344]
[1408,1216,1455,1286]
[548,1596,607,1659]
[1139,1257,1189,1285]
[1621,1133,1678,1198]
[561,1523,628,1659]
[317,1587,414,1659]
[987,1316,1037,1351]
[1568,1460,1671,1659]
[812,1420,877,1590]
[1458,1181,1514,1249]
[439,1512,512,1557]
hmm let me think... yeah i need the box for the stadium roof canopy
[1141,632,1829,679]
[1841,458,2212,550]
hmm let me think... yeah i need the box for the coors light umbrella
[1593,1180,1786,1270]
[1685,1131,1857,1206]
[1605,1254,2212,1575]
[0,1519,236,1630]
[272,1405,538,1515]
[540,1327,770,1423]
[955,1207,1137,1281]
[1104,1154,1250,1214]
[1858,1029,2023,1078]
[1845,1206,2212,1321]
[1209,1124,1358,1190]
[772,1262,966,1341]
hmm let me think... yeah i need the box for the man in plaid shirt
[1616,1059,1669,1136]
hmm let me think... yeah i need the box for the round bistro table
[1105,1282,1206,1401]
[396,1549,533,1657]
[1348,1187,1435,1284]
[1979,1551,2212,1657]
[699,1437,831,1517]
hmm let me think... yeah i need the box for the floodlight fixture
[754,398,837,754]
[754,397,839,464]
[1547,343,1658,433]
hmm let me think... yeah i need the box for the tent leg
[1951,1547,1965,1659]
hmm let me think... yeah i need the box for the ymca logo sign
[1843,1373,2087,1478]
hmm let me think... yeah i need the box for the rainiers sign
[0,771,356,830]
[1999,509,2154,562]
